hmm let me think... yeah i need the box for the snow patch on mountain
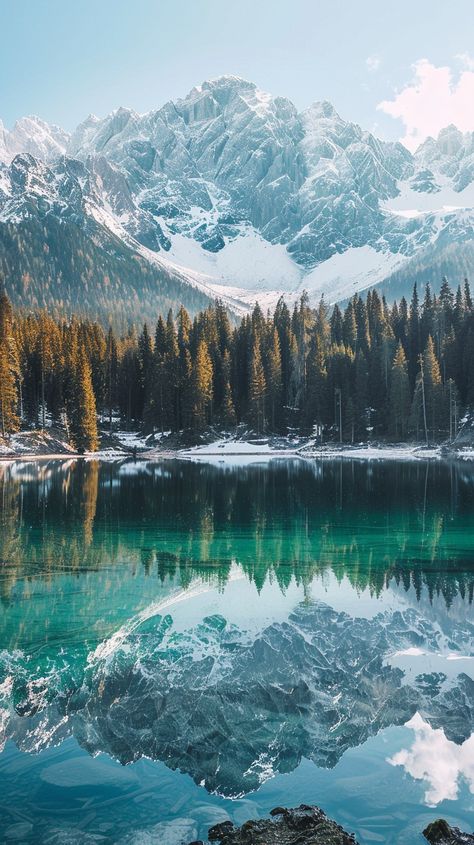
[165,228,302,292]
[300,246,406,303]
[384,177,474,217]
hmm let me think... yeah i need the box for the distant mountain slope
[0,154,232,323]
[376,241,474,303]
[2,77,474,312]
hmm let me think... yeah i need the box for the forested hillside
[0,216,215,327]
[0,277,473,450]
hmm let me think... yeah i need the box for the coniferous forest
[1,277,473,451]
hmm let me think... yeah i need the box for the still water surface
[0,457,473,843]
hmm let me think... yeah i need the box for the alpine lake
[0,455,473,844]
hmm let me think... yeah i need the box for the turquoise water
[0,457,473,843]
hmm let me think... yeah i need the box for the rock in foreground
[423,819,474,844]
[189,805,359,845]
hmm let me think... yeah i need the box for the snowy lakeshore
[2,429,474,464]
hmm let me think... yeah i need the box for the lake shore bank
[2,429,474,463]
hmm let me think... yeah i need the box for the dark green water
[0,457,473,844]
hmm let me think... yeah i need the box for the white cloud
[389,712,474,806]
[378,58,474,151]
[366,55,381,73]
[456,52,474,71]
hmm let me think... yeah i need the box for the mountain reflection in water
[0,457,473,844]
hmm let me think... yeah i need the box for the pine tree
[249,337,266,434]
[354,350,369,439]
[305,332,327,429]
[0,289,19,436]
[342,298,357,350]
[220,350,236,428]
[423,335,443,442]
[408,283,420,386]
[138,324,153,397]
[164,313,179,430]
[464,278,473,311]
[330,304,343,345]
[70,349,99,452]
[355,296,371,354]
[274,298,293,407]
[118,340,141,431]
[177,305,192,429]
[265,327,282,431]
[191,340,213,429]
[421,284,434,347]
[389,342,410,440]
[104,326,118,430]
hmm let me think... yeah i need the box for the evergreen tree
[423,335,443,442]
[464,278,473,311]
[249,337,266,434]
[164,313,180,429]
[408,283,420,386]
[104,327,118,430]
[342,298,357,350]
[330,304,343,345]
[354,350,369,439]
[191,340,213,429]
[274,298,293,407]
[305,331,328,429]
[265,327,282,431]
[220,349,236,428]
[389,342,410,440]
[0,289,19,436]
[138,323,153,419]
[70,349,98,452]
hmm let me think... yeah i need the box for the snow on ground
[0,436,31,455]
[303,444,441,461]
[180,438,298,466]
[299,246,406,304]
[383,178,474,217]
[2,428,474,465]
[0,430,73,457]
[209,284,298,312]
[179,439,444,465]
[161,234,407,309]
[453,448,474,460]
[165,228,302,292]
[111,431,150,449]
[91,429,158,460]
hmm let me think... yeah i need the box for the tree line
[1,277,474,450]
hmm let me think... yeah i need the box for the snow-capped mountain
[2,76,474,316]
[0,116,69,165]
[0,152,237,321]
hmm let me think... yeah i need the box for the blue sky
[2,0,474,147]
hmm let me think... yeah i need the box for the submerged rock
[190,805,359,844]
[423,819,474,844]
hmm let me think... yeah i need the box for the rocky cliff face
[2,76,474,311]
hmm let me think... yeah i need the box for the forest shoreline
[2,430,474,463]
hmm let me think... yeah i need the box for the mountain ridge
[2,76,474,317]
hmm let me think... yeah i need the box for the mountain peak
[304,100,341,121]
[201,74,256,92]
